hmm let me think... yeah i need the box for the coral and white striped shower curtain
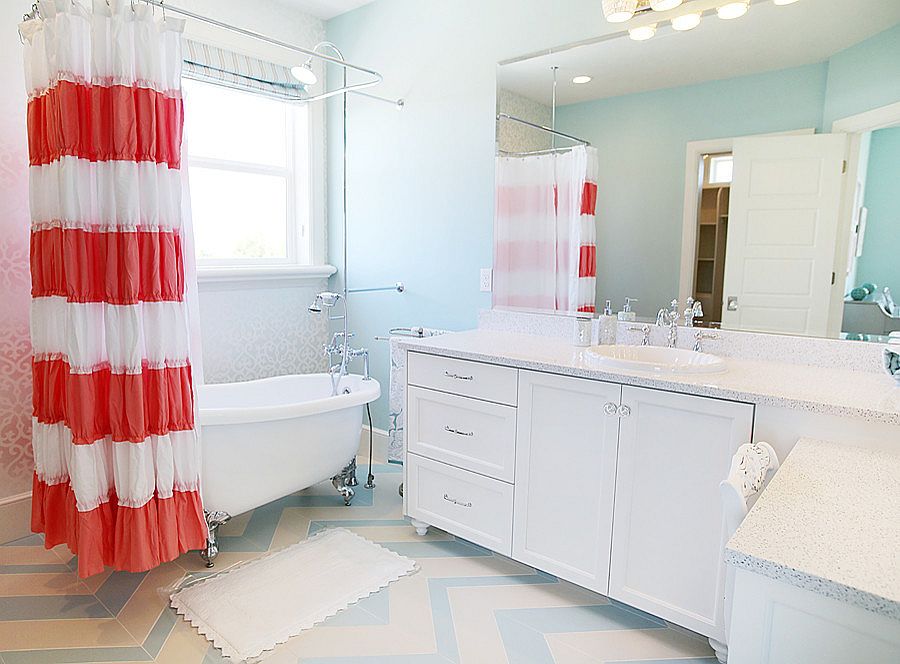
[21,0,206,577]
[493,145,599,313]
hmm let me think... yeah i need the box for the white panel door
[513,371,621,594]
[609,386,754,640]
[722,134,848,336]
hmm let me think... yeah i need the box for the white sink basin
[586,345,727,375]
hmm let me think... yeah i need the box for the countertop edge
[397,338,900,427]
[723,548,900,622]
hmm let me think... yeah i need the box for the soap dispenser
[599,300,617,345]
[618,297,638,322]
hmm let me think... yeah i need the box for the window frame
[183,79,325,278]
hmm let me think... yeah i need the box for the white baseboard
[0,492,32,544]
[358,425,390,464]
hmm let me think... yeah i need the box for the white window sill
[197,265,336,290]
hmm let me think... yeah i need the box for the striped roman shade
[183,39,307,99]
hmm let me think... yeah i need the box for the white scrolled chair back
[712,441,780,663]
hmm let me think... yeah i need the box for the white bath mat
[170,528,418,661]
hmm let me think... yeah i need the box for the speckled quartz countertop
[725,438,900,619]
[397,330,900,426]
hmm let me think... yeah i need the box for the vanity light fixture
[573,75,593,84]
[629,23,657,40]
[602,0,638,23]
[650,0,683,10]
[717,1,749,19]
[671,11,702,31]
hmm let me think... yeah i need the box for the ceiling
[274,0,377,20]
[498,0,900,107]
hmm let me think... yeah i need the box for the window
[708,154,734,184]
[183,79,312,267]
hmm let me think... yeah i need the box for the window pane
[190,167,288,260]
[709,155,733,184]
[184,79,288,167]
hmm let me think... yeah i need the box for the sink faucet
[656,299,680,348]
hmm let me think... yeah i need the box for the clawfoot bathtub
[196,373,380,566]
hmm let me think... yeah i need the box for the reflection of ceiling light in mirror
[717,2,749,19]
[602,0,638,23]
[773,0,800,4]
[671,12,701,30]
[572,76,593,84]
[629,24,657,41]
[650,0,683,10]
[290,62,317,85]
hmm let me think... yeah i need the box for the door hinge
[842,160,847,174]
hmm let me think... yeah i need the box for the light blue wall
[823,24,900,129]
[555,64,829,315]
[856,127,900,294]
[325,0,613,428]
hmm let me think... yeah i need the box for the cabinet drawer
[408,387,517,482]
[408,352,517,406]
[406,454,513,556]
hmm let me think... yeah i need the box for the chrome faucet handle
[670,298,679,315]
[629,324,652,346]
[656,309,668,326]
[692,301,703,318]
[693,330,718,353]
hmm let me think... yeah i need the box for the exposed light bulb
[602,0,638,23]
[717,2,749,19]
[650,0,683,11]
[572,75,592,84]
[671,12,702,31]
[629,23,657,41]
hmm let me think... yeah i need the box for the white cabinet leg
[708,637,728,663]
[410,518,429,536]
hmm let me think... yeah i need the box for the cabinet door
[513,371,621,594]
[609,386,753,640]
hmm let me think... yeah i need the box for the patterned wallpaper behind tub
[497,88,553,154]
[0,2,35,502]
[198,282,330,383]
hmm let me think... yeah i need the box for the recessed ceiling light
[629,24,657,41]
[717,2,749,19]
[671,12,701,31]
[572,75,593,84]
[773,0,800,4]
[650,0,683,10]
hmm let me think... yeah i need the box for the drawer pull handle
[444,425,474,437]
[443,493,472,508]
[444,371,474,381]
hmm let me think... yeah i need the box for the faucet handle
[670,298,679,313]
[692,301,703,318]
[630,324,652,346]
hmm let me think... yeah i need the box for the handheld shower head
[308,291,342,314]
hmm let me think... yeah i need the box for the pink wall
[0,4,35,502]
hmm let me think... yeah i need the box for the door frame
[829,101,900,336]
[678,129,816,307]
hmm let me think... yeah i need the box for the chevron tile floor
[0,461,717,664]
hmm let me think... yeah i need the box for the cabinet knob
[617,404,632,418]
[603,402,618,416]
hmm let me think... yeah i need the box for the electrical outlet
[480,268,493,292]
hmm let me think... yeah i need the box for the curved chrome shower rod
[137,0,386,104]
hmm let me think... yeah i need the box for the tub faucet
[656,299,680,348]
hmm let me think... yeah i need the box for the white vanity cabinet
[404,350,756,642]
[513,371,621,594]
[609,387,754,641]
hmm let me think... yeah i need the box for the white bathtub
[198,373,380,519]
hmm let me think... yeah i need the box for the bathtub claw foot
[200,510,231,568]
[332,459,358,505]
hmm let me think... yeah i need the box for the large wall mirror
[494,0,900,342]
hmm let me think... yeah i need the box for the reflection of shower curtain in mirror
[494,145,598,313]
